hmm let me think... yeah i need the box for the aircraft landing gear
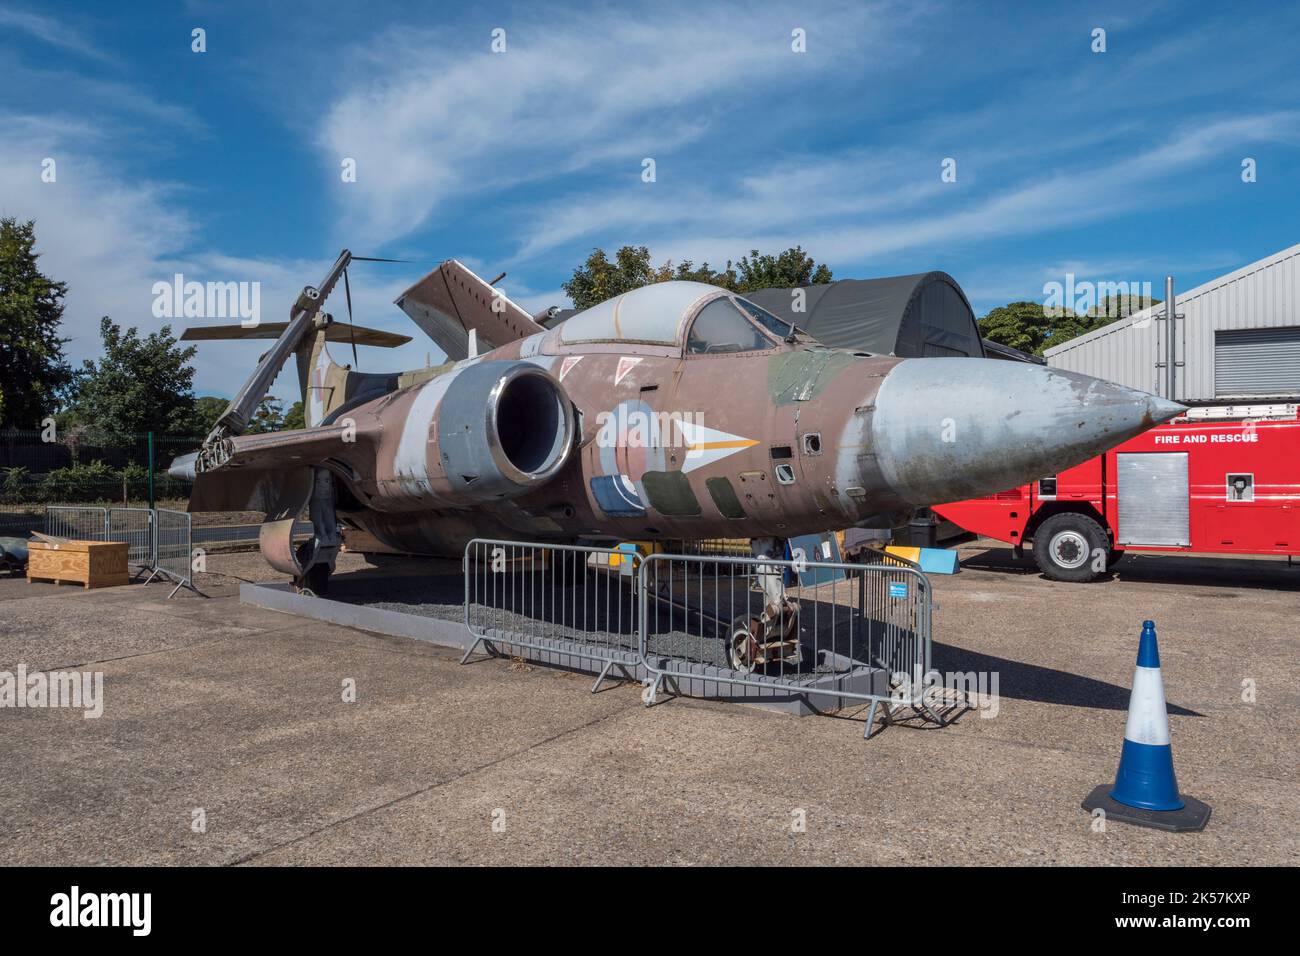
[731,537,803,673]
[296,562,331,596]
[727,603,801,673]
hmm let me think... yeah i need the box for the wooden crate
[27,539,129,589]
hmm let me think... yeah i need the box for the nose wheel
[726,602,801,673]
[727,617,762,673]
[295,562,332,596]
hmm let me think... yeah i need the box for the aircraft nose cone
[870,358,1186,507]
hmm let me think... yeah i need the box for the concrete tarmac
[1,543,1294,865]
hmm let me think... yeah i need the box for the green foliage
[563,245,833,310]
[980,291,1165,357]
[191,395,298,435]
[282,400,306,431]
[1091,293,1161,320]
[2,466,31,505]
[731,247,833,293]
[978,301,1106,356]
[0,218,73,427]
[119,462,150,500]
[563,247,659,310]
[191,395,227,436]
[39,460,119,503]
[12,459,189,504]
[69,317,199,442]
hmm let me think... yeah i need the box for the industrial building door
[1116,452,1190,547]
[1215,327,1300,397]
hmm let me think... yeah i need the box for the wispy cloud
[0,114,423,400]
[0,5,118,65]
[506,111,1299,281]
[319,1,919,246]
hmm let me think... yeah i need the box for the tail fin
[396,259,544,360]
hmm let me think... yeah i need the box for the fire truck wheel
[1033,513,1108,582]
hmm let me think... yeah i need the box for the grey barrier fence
[45,506,108,541]
[638,551,941,735]
[461,539,945,736]
[39,505,197,597]
[106,507,155,575]
[462,539,644,691]
[148,508,197,598]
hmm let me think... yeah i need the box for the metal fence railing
[29,505,200,598]
[148,508,198,598]
[638,551,939,735]
[106,507,155,575]
[462,539,644,691]
[460,539,945,737]
[45,506,109,541]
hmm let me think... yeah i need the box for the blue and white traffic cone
[1082,620,1211,832]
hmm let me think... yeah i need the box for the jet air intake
[437,360,576,501]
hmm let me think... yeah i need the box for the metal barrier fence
[45,506,108,541]
[461,539,943,736]
[462,539,643,691]
[106,507,155,574]
[638,551,938,735]
[148,508,197,598]
[36,506,197,597]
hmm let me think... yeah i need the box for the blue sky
[2,0,1298,401]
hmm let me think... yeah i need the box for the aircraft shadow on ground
[321,559,1202,716]
[929,642,1200,716]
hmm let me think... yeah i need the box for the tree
[563,247,660,310]
[563,245,833,310]
[69,317,198,440]
[191,395,228,436]
[0,218,73,427]
[732,247,833,293]
[1091,293,1160,320]
[978,301,1114,356]
[242,397,306,433]
[282,400,306,431]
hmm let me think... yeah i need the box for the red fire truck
[934,403,1300,581]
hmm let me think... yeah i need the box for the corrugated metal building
[1044,242,1300,403]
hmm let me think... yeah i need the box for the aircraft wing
[172,421,371,513]
[396,259,544,359]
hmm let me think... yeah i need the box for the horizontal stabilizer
[396,259,543,360]
[181,322,411,348]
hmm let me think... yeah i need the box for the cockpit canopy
[556,280,804,352]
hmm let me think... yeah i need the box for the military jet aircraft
[174,250,1184,603]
